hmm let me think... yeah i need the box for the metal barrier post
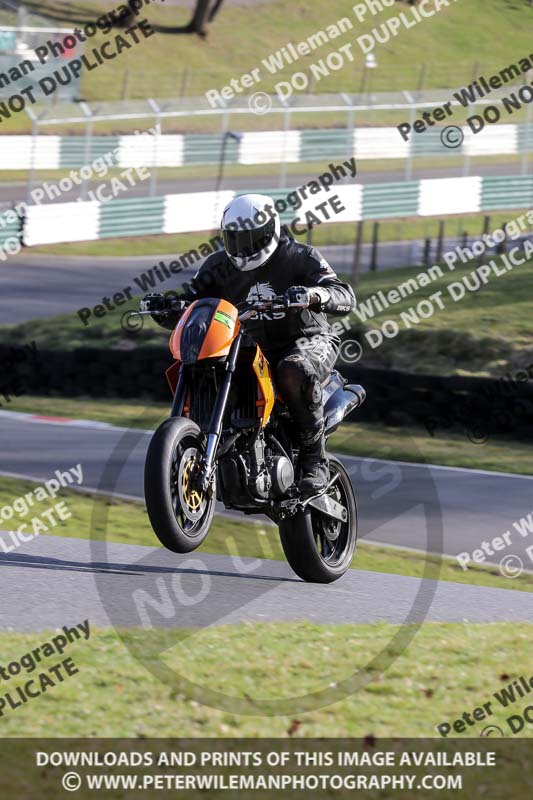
[403,91,415,181]
[370,222,379,271]
[121,69,130,100]
[477,216,490,265]
[352,220,364,283]
[462,107,473,177]
[522,71,533,175]
[180,68,189,99]
[416,63,427,99]
[436,220,445,262]
[147,99,161,197]
[80,102,93,202]
[279,105,291,189]
[25,108,38,205]
[216,109,230,192]
[497,222,508,255]
[422,238,431,267]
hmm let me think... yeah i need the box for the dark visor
[223,218,276,258]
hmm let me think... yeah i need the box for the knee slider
[303,374,322,412]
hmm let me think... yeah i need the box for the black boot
[298,421,329,497]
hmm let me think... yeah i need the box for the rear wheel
[144,417,215,553]
[278,455,357,583]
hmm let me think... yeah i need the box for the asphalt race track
[1,414,532,568]
[0,161,523,207]
[0,241,446,323]
[0,229,515,323]
[2,535,532,634]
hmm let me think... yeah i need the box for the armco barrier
[1,124,532,170]
[481,175,533,211]
[18,173,533,247]
[0,207,22,253]
[6,346,532,438]
[99,196,166,239]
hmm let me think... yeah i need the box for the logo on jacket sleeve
[245,282,285,320]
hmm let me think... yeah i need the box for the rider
[141,194,356,496]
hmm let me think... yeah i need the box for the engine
[218,431,294,506]
[246,433,294,500]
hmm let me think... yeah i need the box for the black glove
[283,286,311,309]
[283,285,330,310]
[140,292,168,317]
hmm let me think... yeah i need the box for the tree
[8,0,227,37]
[187,0,226,37]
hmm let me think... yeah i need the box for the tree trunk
[189,0,212,36]
[208,0,225,22]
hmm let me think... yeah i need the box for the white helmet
[221,193,281,272]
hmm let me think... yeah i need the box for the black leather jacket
[165,229,355,359]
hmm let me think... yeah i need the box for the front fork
[171,334,242,493]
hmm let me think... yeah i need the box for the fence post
[477,215,490,264]
[497,222,508,255]
[422,238,431,267]
[436,220,445,262]
[352,220,364,283]
[522,71,533,175]
[180,68,189,99]
[121,69,130,100]
[370,222,379,271]
[25,112,38,205]
[358,63,368,96]
[278,106,291,189]
[416,63,427,99]
[80,102,94,202]
[403,91,415,181]
[147,99,161,197]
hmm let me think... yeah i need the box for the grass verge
[2,255,532,376]
[0,622,531,737]
[0,0,532,112]
[3,397,533,476]
[0,474,531,593]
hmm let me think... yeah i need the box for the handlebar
[136,295,308,321]
[137,296,190,315]
[237,295,308,322]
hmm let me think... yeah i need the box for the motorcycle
[138,294,365,583]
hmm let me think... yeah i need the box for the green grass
[0,0,532,117]
[329,422,533,477]
[1,485,531,745]
[0,622,531,738]
[1,473,532,593]
[2,252,532,376]
[348,257,533,375]
[0,0,530,140]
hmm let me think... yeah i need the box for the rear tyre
[278,455,357,583]
[144,417,215,553]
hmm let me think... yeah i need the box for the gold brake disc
[182,457,204,513]
[177,447,206,522]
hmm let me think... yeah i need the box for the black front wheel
[144,417,215,553]
[278,455,357,583]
